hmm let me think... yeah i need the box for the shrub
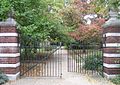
[0,71,9,85]
[83,52,102,71]
[111,76,120,85]
[21,48,36,60]
[36,52,50,60]
[44,47,53,51]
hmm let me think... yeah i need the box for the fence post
[0,17,20,80]
[102,10,120,78]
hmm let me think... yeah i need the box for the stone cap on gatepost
[0,10,16,27]
[0,17,16,27]
[102,10,120,28]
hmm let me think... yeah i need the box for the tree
[60,0,105,43]
[0,0,69,42]
[0,0,74,59]
[92,0,120,16]
[69,18,105,44]
[60,0,94,29]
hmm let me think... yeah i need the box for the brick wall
[103,11,120,78]
[0,18,20,80]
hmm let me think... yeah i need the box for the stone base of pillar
[0,58,20,80]
[6,72,20,80]
[104,72,118,79]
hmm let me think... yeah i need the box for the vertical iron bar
[79,42,81,73]
[53,42,55,77]
[60,42,62,77]
[67,46,69,72]
[58,46,59,77]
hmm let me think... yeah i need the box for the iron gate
[20,36,62,77]
[68,41,103,76]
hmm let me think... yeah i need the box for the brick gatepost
[102,11,120,78]
[0,17,20,80]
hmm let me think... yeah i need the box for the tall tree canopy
[0,0,70,42]
[60,0,105,44]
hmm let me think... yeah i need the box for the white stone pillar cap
[0,18,16,26]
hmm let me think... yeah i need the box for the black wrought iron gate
[68,42,103,76]
[20,36,62,77]
[20,35,103,78]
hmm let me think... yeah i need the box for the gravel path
[5,49,115,85]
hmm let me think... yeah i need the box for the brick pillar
[0,18,20,80]
[102,11,120,78]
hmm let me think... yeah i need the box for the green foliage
[36,52,50,60]
[0,70,9,85]
[44,47,53,51]
[0,0,11,20]
[0,0,71,43]
[21,49,51,60]
[21,48,36,60]
[93,0,120,15]
[60,5,82,29]
[111,76,120,85]
[83,52,103,70]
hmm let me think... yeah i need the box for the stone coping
[0,18,16,26]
